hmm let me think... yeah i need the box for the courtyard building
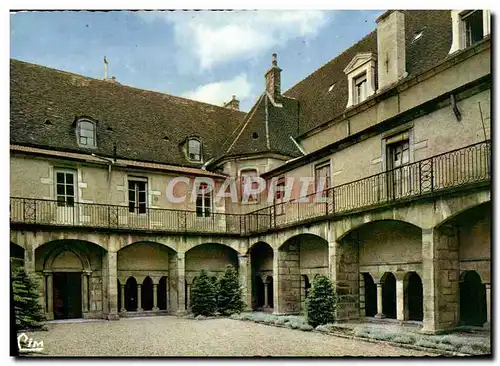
[10,10,491,334]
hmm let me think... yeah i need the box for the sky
[10,10,383,112]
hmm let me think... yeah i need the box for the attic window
[412,28,425,43]
[163,136,170,141]
[188,138,201,162]
[462,11,483,48]
[449,10,490,54]
[252,132,259,139]
[106,126,114,131]
[328,83,336,92]
[44,119,53,125]
[76,119,96,148]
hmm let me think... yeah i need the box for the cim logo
[17,333,44,353]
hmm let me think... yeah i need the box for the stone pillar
[165,279,169,311]
[264,282,269,308]
[176,253,186,315]
[238,255,252,310]
[103,251,119,320]
[120,284,126,313]
[396,277,405,322]
[186,284,191,310]
[153,283,159,312]
[43,271,54,320]
[137,284,143,311]
[375,283,385,318]
[272,251,281,314]
[82,272,89,313]
[484,283,491,328]
[421,226,460,334]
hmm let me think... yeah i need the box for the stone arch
[248,241,273,310]
[337,218,422,242]
[117,241,171,283]
[10,242,25,268]
[277,233,329,314]
[459,270,487,327]
[435,199,491,230]
[125,277,138,311]
[30,232,109,252]
[184,238,242,255]
[405,271,423,321]
[142,276,154,311]
[381,272,396,319]
[41,241,94,272]
[185,243,239,284]
[121,239,177,253]
[361,272,377,317]
[158,276,168,311]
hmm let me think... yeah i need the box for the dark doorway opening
[363,273,377,317]
[142,277,153,311]
[266,276,274,308]
[382,272,396,319]
[53,272,82,319]
[407,272,423,321]
[255,276,265,308]
[158,277,167,310]
[460,271,486,326]
[125,277,138,311]
[302,275,311,299]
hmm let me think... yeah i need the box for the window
[387,139,410,170]
[77,120,96,147]
[275,177,285,215]
[128,178,147,214]
[354,74,367,104]
[240,169,259,203]
[188,139,201,161]
[386,137,411,198]
[55,170,75,207]
[315,162,331,196]
[196,182,212,217]
[462,11,484,48]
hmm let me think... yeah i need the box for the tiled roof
[10,59,246,167]
[11,145,228,178]
[284,10,452,137]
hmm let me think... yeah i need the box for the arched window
[76,120,96,147]
[188,138,201,161]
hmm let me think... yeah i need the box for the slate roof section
[283,10,452,137]
[10,59,246,167]
[218,93,303,160]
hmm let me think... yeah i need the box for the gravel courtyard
[20,316,436,357]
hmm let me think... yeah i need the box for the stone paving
[20,316,435,357]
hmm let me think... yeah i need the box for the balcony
[10,141,490,236]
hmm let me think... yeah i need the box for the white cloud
[181,74,253,107]
[137,10,331,70]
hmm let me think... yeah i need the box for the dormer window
[354,73,367,104]
[449,10,490,54]
[343,53,376,108]
[188,138,201,162]
[76,119,96,148]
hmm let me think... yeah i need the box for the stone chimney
[376,10,407,90]
[265,53,281,103]
[223,95,240,111]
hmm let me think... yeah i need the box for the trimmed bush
[306,275,337,328]
[12,267,45,331]
[217,265,245,315]
[190,269,217,316]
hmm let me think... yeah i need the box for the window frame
[314,161,331,196]
[354,73,368,105]
[274,176,286,216]
[76,119,97,148]
[461,10,484,48]
[240,168,259,204]
[55,169,76,207]
[128,176,148,214]
[187,138,202,162]
[196,182,212,217]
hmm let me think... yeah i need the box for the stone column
[264,282,269,308]
[272,252,281,314]
[82,272,89,313]
[153,283,159,312]
[103,251,119,320]
[421,226,460,334]
[43,271,54,320]
[375,283,385,318]
[238,255,252,310]
[485,283,491,328]
[186,284,191,310]
[120,284,126,313]
[137,284,143,311]
[176,253,186,315]
[396,277,405,322]
[165,279,169,311]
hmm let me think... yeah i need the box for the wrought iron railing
[10,141,490,235]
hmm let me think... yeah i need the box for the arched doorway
[10,242,25,269]
[266,276,274,308]
[125,277,138,311]
[362,273,377,317]
[460,271,486,326]
[142,277,154,311]
[158,277,167,310]
[406,272,423,321]
[255,276,265,308]
[382,272,396,319]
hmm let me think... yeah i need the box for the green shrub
[306,275,336,328]
[216,265,245,316]
[12,267,45,331]
[190,269,217,316]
